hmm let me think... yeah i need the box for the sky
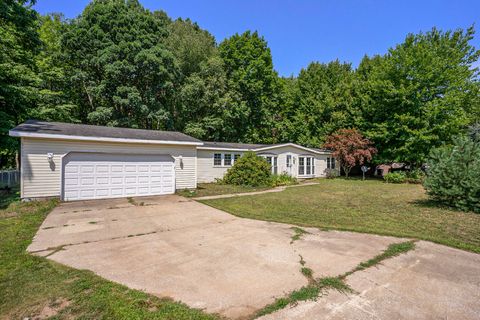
[33,0,480,77]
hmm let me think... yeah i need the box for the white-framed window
[262,155,278,174]
[224,154,232,166]
[327,157,336,169]
[213,153,222,166]
[299,156,314,176]
[286,154,292,167]
[234,154,241,162]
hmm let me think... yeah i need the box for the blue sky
[34,0,480,76]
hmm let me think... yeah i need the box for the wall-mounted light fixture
[47,152,54,161]
[178,155,183,168]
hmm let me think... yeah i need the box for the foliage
[358,27,480,165]
[323,128,377,177]
[218,31,281,143]
[468,122,480,142]
[424,136,480,213]
[383,171,406,184]
[0,0,40,168]
[405,168,425,184]
[325,168,339,179]
[270,173,298,187]
[222,151,272,186]
[1,0,479,171]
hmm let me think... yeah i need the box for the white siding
[197,146,334,183]
[21,137,197,199]
[197,150,244,183]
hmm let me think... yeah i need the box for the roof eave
[9,131,204,146]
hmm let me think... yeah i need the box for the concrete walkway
[193,182,319,200]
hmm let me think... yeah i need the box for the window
[224,154,232,166]
[263,155,278,174]
[286,155,292,167]
[327,157,336,169]
[213,153,222,166]
[234,154,241,162]
[299,156,314,176]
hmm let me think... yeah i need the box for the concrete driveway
[29,195,480,319]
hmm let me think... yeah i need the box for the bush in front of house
[270,173,298,187]
[383,171,406,183]
[325,168,339,179]
[222,151,272,186]
[424,136,480,213]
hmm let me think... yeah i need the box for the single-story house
[9,120,336,201]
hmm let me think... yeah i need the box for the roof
[9,120,203,146]
[199,141,331,154]
[201,141,270,150]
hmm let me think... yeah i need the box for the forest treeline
[1,0,479,167]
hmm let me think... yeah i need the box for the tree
[358,27,480,166]
[33,13,77,122]
[218,31,281,143]
[61,0,178,129]
[0,0,40,168]
[288,60,358,147]
[323,128,377,178]
[424,136,480,213]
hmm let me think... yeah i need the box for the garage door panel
[63,153,175,201]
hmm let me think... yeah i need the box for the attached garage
[63,153,175,201]
[9,120,202,201]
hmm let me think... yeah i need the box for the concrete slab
[259,241,480,320]
[29,195,403,319]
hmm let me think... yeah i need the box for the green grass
[0,198,219,319]
[201,179,480,253]
[346,241,416,276]
[290,226,309,243]
[176,183,271,198]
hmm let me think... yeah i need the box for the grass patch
[300,267,313,279]
[0,198,219,319]
[290,226,309,243]
[176,183,271,198]
[202,179,480,253]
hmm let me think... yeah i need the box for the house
[9,120,336,201]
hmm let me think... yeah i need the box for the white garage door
[63,153,175,201]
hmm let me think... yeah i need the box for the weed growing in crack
[290,227,309,243]
[255,240,416,318]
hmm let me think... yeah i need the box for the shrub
[325,169,339,179]
[383,171,406,183]
[222,151,272,186]
[270,173,298,187]
[405,168,425,184]
[424,136,480,213]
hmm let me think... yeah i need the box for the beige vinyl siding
[197,146,334,183]
[21,137,197,199]
[197,150,244,183]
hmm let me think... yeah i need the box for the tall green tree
[62,0,178,129]
[288,60,358,147]
[0,0,40,167]
[33,13,77,122]
[218,31,281,142]
[359,27,480,165]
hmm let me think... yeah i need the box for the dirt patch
[30,298,71,319]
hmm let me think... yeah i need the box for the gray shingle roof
[10,120,202,144]
[201,141,270,149]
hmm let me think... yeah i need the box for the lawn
[176,182,271,198]
[0,195,219,319]
[201,179,480,253]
